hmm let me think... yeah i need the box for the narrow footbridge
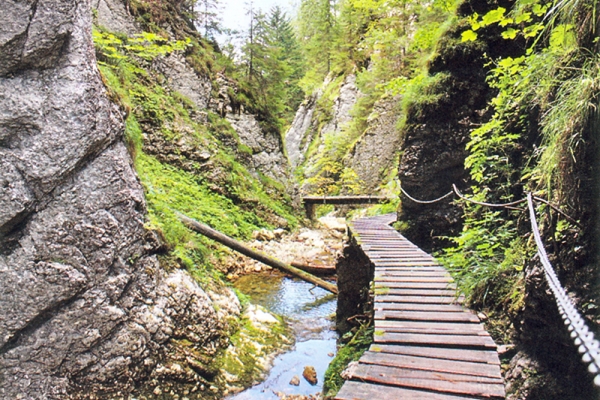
[336,214,505,399]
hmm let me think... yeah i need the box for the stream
[229,271,338,399]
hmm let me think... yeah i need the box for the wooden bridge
[302,195,389,220]
[336,214,505,399]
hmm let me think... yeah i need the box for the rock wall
[321,74,361,140]
[286,74,402,196]
[397,28,492,251]
[0,1,239,398]
[347,96,402,192]
[209,74,290,183]
[285,92,319,168]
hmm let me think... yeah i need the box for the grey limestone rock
[91,0,138,35]
[0,1,239,398]
[226,112,289,183]
[285,93,319,168]
[347,96,402,192]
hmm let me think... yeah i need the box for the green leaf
[501,28,519,39]
[523,23,544,38]
[481,7,506,26]
[515,12,532,24]
[461,30,478,42]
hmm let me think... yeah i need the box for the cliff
[0,0,294,398]
[286,73,401,199]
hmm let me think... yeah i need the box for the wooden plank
[335,381,476,400]
[375,320,486,332]
[374,302,465,312]
[375,276,453,283]
[360,351,502,379]
[375,327,490,336]
[375,261,442,266]
[374,281,456,289]
[348,364,505,398]
[376,270,451,277]
[373,332,497,349]
[370,344,501,365]
[375,310,479,323]
[376,288,458,297]
[377,294,464,304]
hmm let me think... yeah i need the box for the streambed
[229,272,338,399]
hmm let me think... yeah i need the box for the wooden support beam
[302,195,389,205]
[178,213,338,294]
[301,195,390,220]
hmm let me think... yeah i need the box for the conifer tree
[195,0,222,39]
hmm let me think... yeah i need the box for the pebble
[289,375,300,386]
[302,366,317,385]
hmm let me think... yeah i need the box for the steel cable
[527,193,600,386]
[399,184,596,385]
[399,185,454,204]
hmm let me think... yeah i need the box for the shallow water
[229,271,338,399]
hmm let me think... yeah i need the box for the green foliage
[93,30,190,62]
[322,323,373,398]
[442,0,599,324]
[94,26,298,284]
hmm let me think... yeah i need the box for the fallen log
[178,213,338,294]
[290,262,336,276]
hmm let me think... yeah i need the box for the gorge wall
[0,1,292,398]
[286,73,401,196]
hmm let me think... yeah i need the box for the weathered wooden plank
[375,320,486,332]
[375,276,453,283]
[370,344,501,365]
[375,310,479,323]
[374,281,456,289]
[374,302,465,312]
[360,351,502,379]
[373,331,497,349]
[335,381,475,400]
[377,294,464,304]
[375,326,490,336]
[375,270,451,277]
[376,288,458,297]
[375,261,442,266]
[369,254,436,260]
[347,364,505,398]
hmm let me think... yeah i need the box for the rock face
[321,74,361,140]
[397,33,490,251]
[154,53,212,113]
[0,2,238,398]
[285,75,361,177]
[347,96,402,192]
[226,112,289,182]
[285,93,319,168]
[92,0,138,35]
[210,74,290,182]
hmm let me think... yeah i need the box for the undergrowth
[322,323,373,399]
[93,26,297,284]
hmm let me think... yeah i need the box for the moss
[214,306,292,391]
[322,324,373,398]
[94,26,298,282]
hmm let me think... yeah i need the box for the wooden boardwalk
[336,214,505,399]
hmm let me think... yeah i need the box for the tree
[195,0,222,39]
[297,0,339,92]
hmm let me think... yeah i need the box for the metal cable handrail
[399,185,454,204]
[399,183,598,386]
[527,193,600,386]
